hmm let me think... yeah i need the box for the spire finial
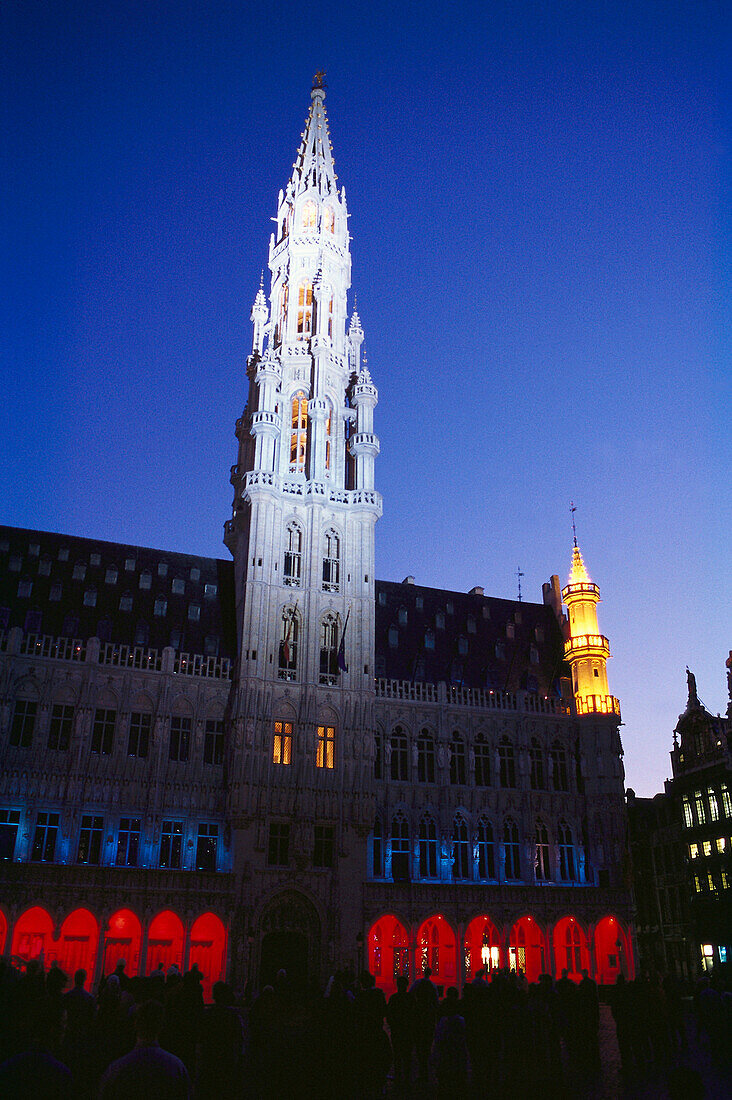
[313,70,327,91]
[516,566,524,603]
[259,270,264,290]
[570,501,577,547]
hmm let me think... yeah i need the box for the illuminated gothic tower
[562,543,618,715]
[224,76,382,978]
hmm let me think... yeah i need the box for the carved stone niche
[259,889,321,940]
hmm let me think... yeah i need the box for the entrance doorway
[260,930,309,989]
[257,890,320,991]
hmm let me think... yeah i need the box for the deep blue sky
[2,1,729,796]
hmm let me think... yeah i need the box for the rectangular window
[169,716,191,762]
[694,790,706,825]
[267,822,290,866]
[316,725,335,769]
[116,818,141,866]
[31,812,59,862]
[204,720,224,766]
[48,704,74,751]
[683,796,693,828]
[91,708,116,754]
[128,712,151,758]
[0,809,21,861]
[314,825,335,868]
[77,815,103,864]
[160,820,183,869]
[204,583,217,597]
[196,823,218,871]
[273,720,293,765]
[708,787,719,822]
[10,700,37,748]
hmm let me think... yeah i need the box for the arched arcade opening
[508,916,546,984]
[146,910,184,975]
[56,909,99,988]
[595,915,633,984]
[553,916,590,980]
[103,909,142,978]
[417,914,457,992]
[464,915,502,981]
[368,914,409,1000]
[189,912,227,1002]
[11,906,54,965]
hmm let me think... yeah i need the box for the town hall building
[0,77,634,997]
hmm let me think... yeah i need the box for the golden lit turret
[562,543,620,716]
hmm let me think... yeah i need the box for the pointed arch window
[324,401,332,473]
[297,282,313,338]
[322,529,340,592]
[551,740,569,791]
[302,200,317,230]
[327,295,334,338]
[391,726,408,781]
[450,732,466,785]
[503,817,520,880]
[498,736,516,788]
[319,613,338,685]
[452,814,470,880]
[558,820,576,881]
[477,817,495,880]
[530,739,545,790]
[283,523,302,586]
[474,734,491,786]
[535,819,551,881]
[323,205,335,233]
[418,814,438,879]
[417,729,435,783]
[391,812,410,882]
[290,392,308,472]
[278,607,299,681]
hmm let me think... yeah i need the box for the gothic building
[0,79,634,996]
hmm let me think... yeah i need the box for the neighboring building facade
[0,79,634,996]
[628,658,732,980]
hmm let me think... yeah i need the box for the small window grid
[78,815,103,865]
[273,721,293,765]
[10,700,36,748]
[116,818,141,866]
[204,719,224,766]
[196,823,218,871]
[48,704,74,751]
[128,712,151,758]
[316,725,335,769]
[91,708,116,755]
[169,716,191,762]
[31,812,59,862]
[160,820,183,869]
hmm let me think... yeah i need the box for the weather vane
[570,501,577,547]
[516,566,524,603]
[313,70,327,89]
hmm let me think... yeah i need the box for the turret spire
[562,541,619,716]
[290,71,338,198]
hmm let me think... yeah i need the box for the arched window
[283,523,302,586]
[391,812,410,882]
[477,817,495,879]
[319,613,339,684]
[450,732,466,785]
[530,739,545,790]
[474,734,490,786]
[535,819,551,881]
[498,736,516,788]
[418,815,438,879]
[280,205,291,240]
[323,205,335,233]
[322,530,340,592]
[551,740,569,791]
[296,281,313,338]
[504,817,520,880]
[371,817,383,877]
[452,814,470,880]
[559,820,576,881]
[290,392,308,472]
[278,607,299,680]
[327,295,334,338]
[302,200,317,229]
[391,726,408,781]
[276,281,288,344]
[417,729,435,783]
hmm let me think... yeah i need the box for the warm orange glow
[562,542,614,709]
[509,916,545,983]
[296,282,313,337]
[302,200,317,229]
[323,205,334,233]
[273,721,293,764]
[290,393,308,471]
[316,725,335,769]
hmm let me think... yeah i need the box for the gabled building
[0,78,634,996]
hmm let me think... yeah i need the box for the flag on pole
[337,607,350,673]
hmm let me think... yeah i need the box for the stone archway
[257,890,321,991]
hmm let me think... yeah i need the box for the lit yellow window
[290,393,308,471]
[297,282,313,338]
[703,840,712,857]
[716,837,726,854]
[722,871,729,889]
[302,200,317,229]
[694,875,702,892]
[323,206,334,233]
[316,725,335,769]
[708,873,716,892]
[277,282,288,343]
[689,843,699,859]
[273,721,293,765]
[327,295,333,338]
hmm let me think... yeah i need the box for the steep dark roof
[0,526,236,659]
[374,578,568,694]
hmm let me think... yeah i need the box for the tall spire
[562,542,619,716]
[290,71,338,198]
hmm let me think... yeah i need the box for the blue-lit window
[116,818,141,866]
[504,818,520,880]
[477,818,495,880]
[31,812,59,862]
[418,814,438,878]
[452,815,470,879]
[160,820,183,869]
[0,810,21,861]
[77,815,103,864]
[196,824,218,871]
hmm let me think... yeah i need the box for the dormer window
[302,200,317,230]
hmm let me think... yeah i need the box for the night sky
[2,1,729,796]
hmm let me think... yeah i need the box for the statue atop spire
[686,667,700,709]
[313,70,327,91]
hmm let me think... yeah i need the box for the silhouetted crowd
[0,955,730,1098]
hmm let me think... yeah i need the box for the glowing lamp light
[112,914,127,931]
